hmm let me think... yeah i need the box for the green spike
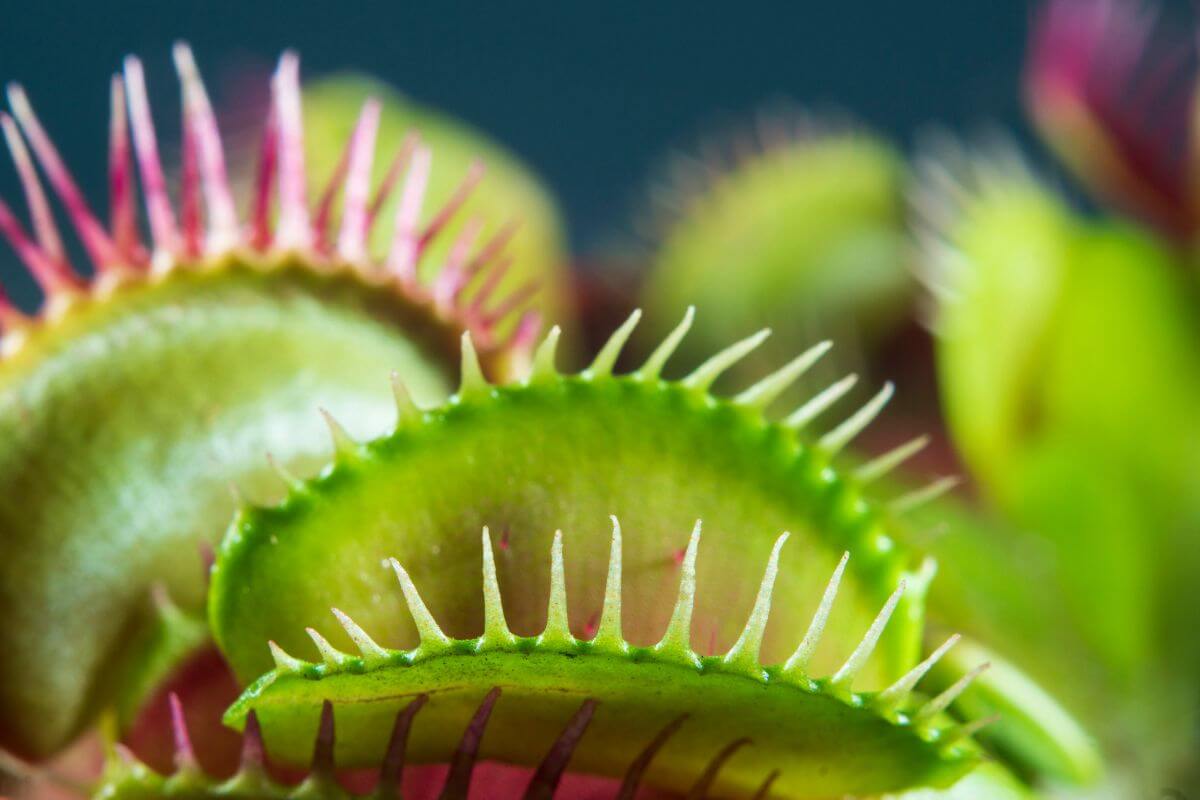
[820,382,894,454]
[782,552,848,677]
[637,305,694,380]
[831,581,906,690]
[682,329,770,391]
[941,714,1001,748]
[265,453,305,493]
[855,435,929,484]
[218,766,274,796]
[907,556,939,598]
[876,634,961,710]
[917,662,991,723]
[330,608,390,662]
[268,641,307,674]
[591,515,626,653]
[319,408,359,461]
[389,372,422,427]
[530,325,562,382]
[783,374,858,430]
[733,341,832,409]
[479,527,515,647]
[538,530,575,651]
[654,521,702,667]
[891,476,961,515]
[305,628,350,669]
[589,309,642,376]
[722,532,789,678]
[458,331,489,398]
[388,558,451,653]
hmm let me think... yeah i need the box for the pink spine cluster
[0,44,541,353]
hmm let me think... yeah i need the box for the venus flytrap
[0,45,540,759]
[912,135,1200,787]
[210,310,949,689]
[639,120,911,396]
[0,27,1113,800]
[213,519,986,798]
[301,74,573,330]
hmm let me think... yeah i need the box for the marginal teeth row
[388,556,453,651]
[733,339,832,409]
[721,531,789,676]
[157,685,782,799]
[300,308,953,516]
[890,476,962,515]
[682,327,772,392]
[0,45,538,352]
[278,517,982,722]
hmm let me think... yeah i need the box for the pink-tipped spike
[167,693,197,770]
[1,113,66,268]
[7,84,122,271]
[123,56,179,259]
[311,700,336,776]
[387,144,431,282]
[0,197,79,293]
[461,219,520,286]
[0,112,72,299]
[483,280,539,328]
[337,99,382,262]
[418,159,484,253]
[241,710,266,770]
[468,255,514,316]
[107,75,144,264]
[686,738,751,799]
[433,216,482,310]
[249,108,277,251]
[311,145,350,254]
[507,309,543,353]
[179,119,203,258]
[271,51,311,251]
[441,687,501,799]
[367,132,418,225]
[616,715,688,800]
[173,43,239,252]
[377,694,428,795]
[522,699,598,800]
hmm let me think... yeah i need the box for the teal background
[0,1,1036,306]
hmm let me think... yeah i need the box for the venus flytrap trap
[0,19,1130,800]
[197,313,1048,798]
[208,519,985,798]
[0,45,541,760]
[911,135,1200,783]
[209,310,947,689]
[904,1,1200,784]
[639,116,911,393]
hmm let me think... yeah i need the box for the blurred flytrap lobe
[909,0,1200,788]
[637,110,913,393]
[1026,0,1200,242]
[915,139,1200,791]
[3,3,1199,798]
[0,44,547,761]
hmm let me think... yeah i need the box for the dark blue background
[0,1,1048,306]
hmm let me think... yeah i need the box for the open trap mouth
[104,518,984,799]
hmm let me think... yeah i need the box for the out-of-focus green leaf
[919,147,1200,787]
[640,128,910,389]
